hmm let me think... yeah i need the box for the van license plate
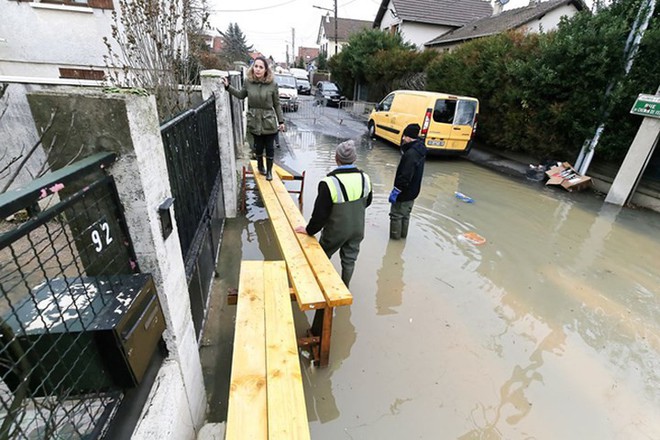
[427,139,445,146]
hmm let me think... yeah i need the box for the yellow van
[368,90,479,155]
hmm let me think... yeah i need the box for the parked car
[289,67,309,81]
[274,73,298,112]
[315,81,345,107]
[368,90,479,156]
[296,78,311,95]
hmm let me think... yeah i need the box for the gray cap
[336,140,357,164]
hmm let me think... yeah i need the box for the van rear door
[426,98,477,152]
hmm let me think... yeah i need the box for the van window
[433,99,457,123]
[379,94,394,111]
[455,100,477,125]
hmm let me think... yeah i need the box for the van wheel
[368,120,376,138]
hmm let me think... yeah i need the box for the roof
[320,17,372,41]
[374,0,493,28]
[425,0,587,46]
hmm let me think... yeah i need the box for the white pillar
[200,69,238,218]
[110,93,207,439]
[605,116,660,206]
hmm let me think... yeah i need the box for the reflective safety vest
[322,170,371,204]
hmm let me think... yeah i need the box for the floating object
[454,191,474,203]
[461,232,486,245]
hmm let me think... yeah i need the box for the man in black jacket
[388,123,427,240]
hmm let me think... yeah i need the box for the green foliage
[329,29,425,101]
[317,51,328,70]
[221,23,253,64]
[425,0,659,162]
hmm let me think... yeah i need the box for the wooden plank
[264,261,311,440]
[250,162,326,311]
[226,261,268,440]
[270,177,353,307]
[249,160,295,180]
[274,163,294,180]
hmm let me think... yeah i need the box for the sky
[207,0,587,62]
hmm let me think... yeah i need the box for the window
[14,0,114,10]
[379,94,394,111]
[433,99,457,123]
[59,68,106,80]
[454,100,477,126]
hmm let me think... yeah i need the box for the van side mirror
[375,103,382,111]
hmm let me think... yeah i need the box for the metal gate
[0,153,158,440]
[160,97,224,338]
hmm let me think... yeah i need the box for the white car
[274,73,299,112]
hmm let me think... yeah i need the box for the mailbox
[1,273,165,396]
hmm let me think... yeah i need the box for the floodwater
[204,102,660,439]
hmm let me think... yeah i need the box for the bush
[425,0,660,162]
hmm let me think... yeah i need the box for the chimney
[492,0,503,15]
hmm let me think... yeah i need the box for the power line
[210,0,298,13]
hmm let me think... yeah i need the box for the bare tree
[103,0,210,120]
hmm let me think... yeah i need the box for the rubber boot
[257,156,266,175]
[341,265,354,288]
[400,218,410,239]
[266,158,274,181]
[389,219,402,240]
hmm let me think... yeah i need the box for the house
[425,0,588,51]
[297,46,320,67]
[317,15,372,57]
[373,0,493,49]
[0,0,116,80]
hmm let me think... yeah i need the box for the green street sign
[630,93,660,118]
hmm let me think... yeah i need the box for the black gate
[160,97,224,338]
[0,153,162,440]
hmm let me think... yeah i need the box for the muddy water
[237,122,660,439]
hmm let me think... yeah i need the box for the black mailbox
[1,273,166,396]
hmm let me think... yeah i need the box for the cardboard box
[545,162,592,192]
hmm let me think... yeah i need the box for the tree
[329,29,422,101]
[220,23,253,64]
[103,0,210,120]
[317,50,328,71]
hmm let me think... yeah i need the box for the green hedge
[426,0,660,162]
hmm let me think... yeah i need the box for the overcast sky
[207,0,590,62]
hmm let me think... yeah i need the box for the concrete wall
[25,89,208,439]
[0,0,118,78]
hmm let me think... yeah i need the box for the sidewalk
[466,142,660,213]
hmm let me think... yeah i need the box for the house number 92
[91,221,113,253]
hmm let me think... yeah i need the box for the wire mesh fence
[0,156,154,440]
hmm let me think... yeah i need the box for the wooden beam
[270,176,353,307]
[264,261,311,440]
[226,261,267,440]
[250,162,326,311]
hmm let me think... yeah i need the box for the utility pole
[333,0,338,56]
[292,27,296,67]
[313,1,338,56]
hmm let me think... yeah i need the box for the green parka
[226,70,284,136]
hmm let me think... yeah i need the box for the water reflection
[375,239,405,315]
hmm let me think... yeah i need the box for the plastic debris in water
[454,191,474,203]
[460,232,486,245]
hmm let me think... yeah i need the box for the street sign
[630,93,660,118]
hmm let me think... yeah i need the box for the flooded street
[208,100,660,439]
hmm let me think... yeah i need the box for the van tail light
[471,114,478,139]
[421,108,432,138]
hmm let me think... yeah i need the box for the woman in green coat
[222,56,285,180]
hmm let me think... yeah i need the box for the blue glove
[388,188,401,204]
